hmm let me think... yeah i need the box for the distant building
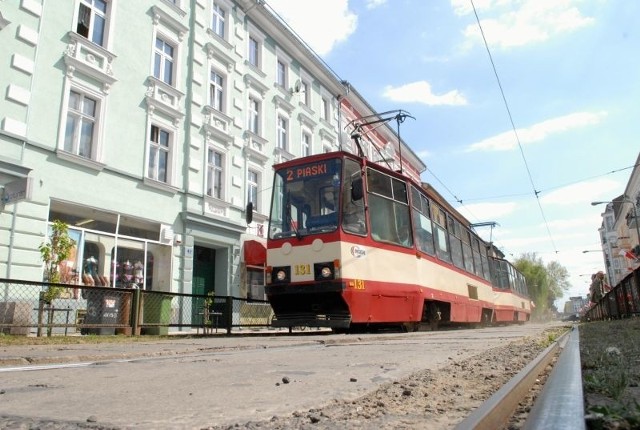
[564,296,587,315]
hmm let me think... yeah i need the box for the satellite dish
[291,79,302,94]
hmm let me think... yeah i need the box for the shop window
[247,268,265,300]
[111,247,154,289]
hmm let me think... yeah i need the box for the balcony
[63,32,117,93]
[145,77,185,124]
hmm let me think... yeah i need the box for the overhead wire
[426,162,639,203]
[470,0,558,254]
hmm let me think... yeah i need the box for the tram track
[457,326,583,430]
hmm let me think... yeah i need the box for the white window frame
[321,96,330,121]
[206,146,225,200]
[209,67,225,112]
[301,129,312,157]
[147,123,173,184]
[247,24,265,71]
[74,0,111,48]
[211,1,227,39]
[276,115,288,151]
[60,85,104,162]
[247,168,260,213]
[248,95,261,136]
[154,35,176,86]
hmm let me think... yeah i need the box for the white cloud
[456,201,517,220]
[266,0,357,56]
[452,0,595,49]
[465,111,607,152]
[541,178,621,205]
[382,81,468,106]
[365,0,387,9]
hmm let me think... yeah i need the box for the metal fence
[584,268,640,321]
[0,279,274,337]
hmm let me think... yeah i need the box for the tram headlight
[314,261,336,281]
[270,266,290,284]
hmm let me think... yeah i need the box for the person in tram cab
[321,187,336,214]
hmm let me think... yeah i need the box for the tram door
[192,246,216,324]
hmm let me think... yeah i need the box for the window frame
[209,67,225,112]
[276,114,288,151]
[301,130,311,157]
[211,1,227,39]
[206,146,225,200]
[153,35,176,86]
[247,168,260,213]
[75,0,109,48]
[248,95,261,136]
[60,85,104,162]
[147,123,173,184]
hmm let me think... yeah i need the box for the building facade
[0,0,425,317]
[595,153,640,287]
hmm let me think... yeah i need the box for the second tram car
[263,150,530,331]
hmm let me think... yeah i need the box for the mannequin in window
[122,260,133,285]
[134,260,144,287]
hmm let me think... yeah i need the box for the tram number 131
[294,264,312,276]
[352,279,365,290]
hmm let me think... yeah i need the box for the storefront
[47,200,173,292]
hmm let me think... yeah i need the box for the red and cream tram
[263,150,531,331]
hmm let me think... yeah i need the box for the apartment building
[0,0,425,311]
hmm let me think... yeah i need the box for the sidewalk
[0,328,333,368]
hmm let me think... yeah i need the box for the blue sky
[266,0,640,307]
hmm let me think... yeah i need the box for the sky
[265,0,640,308]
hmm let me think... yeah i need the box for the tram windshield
[269,158,342,239]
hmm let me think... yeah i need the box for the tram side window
[431,204,451,262]
[471,237,483,277]
[410,187,435,254]
[367,168,412,247]
[449,217,464,269]
[461,230,475,274]
[342,159,366,235]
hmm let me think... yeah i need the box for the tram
[260,113,531,331]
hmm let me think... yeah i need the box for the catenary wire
[470,0,558,254]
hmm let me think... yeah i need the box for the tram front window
[269,158,342,239]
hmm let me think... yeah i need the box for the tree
[513,253,569,317]
[39,220,76,303]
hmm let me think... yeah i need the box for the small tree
[39,220,76,303]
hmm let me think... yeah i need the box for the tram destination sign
[286,161,331,181]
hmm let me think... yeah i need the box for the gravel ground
[581,318,640,430]
[205,325,568,430]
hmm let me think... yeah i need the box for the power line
[470,0,558,254]
[427,162,639,203]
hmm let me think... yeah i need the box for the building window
[276,59,287,88]
[154,36,175,86]
[248,36,260,68]
[64,89,99,159]
[302,131,311,157]
[248,96,260,135]
[248,169,259,212]
[148,124,170,183]
[277,115,288,150]
[76,0,107,47]
[301,81,310,106]
[206,148,224,199]
[211,2,226,39]
[209,69,224,112]
[247,268,265,300]
[321,97,330,121]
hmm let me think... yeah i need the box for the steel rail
[524,326,585,430]
[455,328,574,430]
